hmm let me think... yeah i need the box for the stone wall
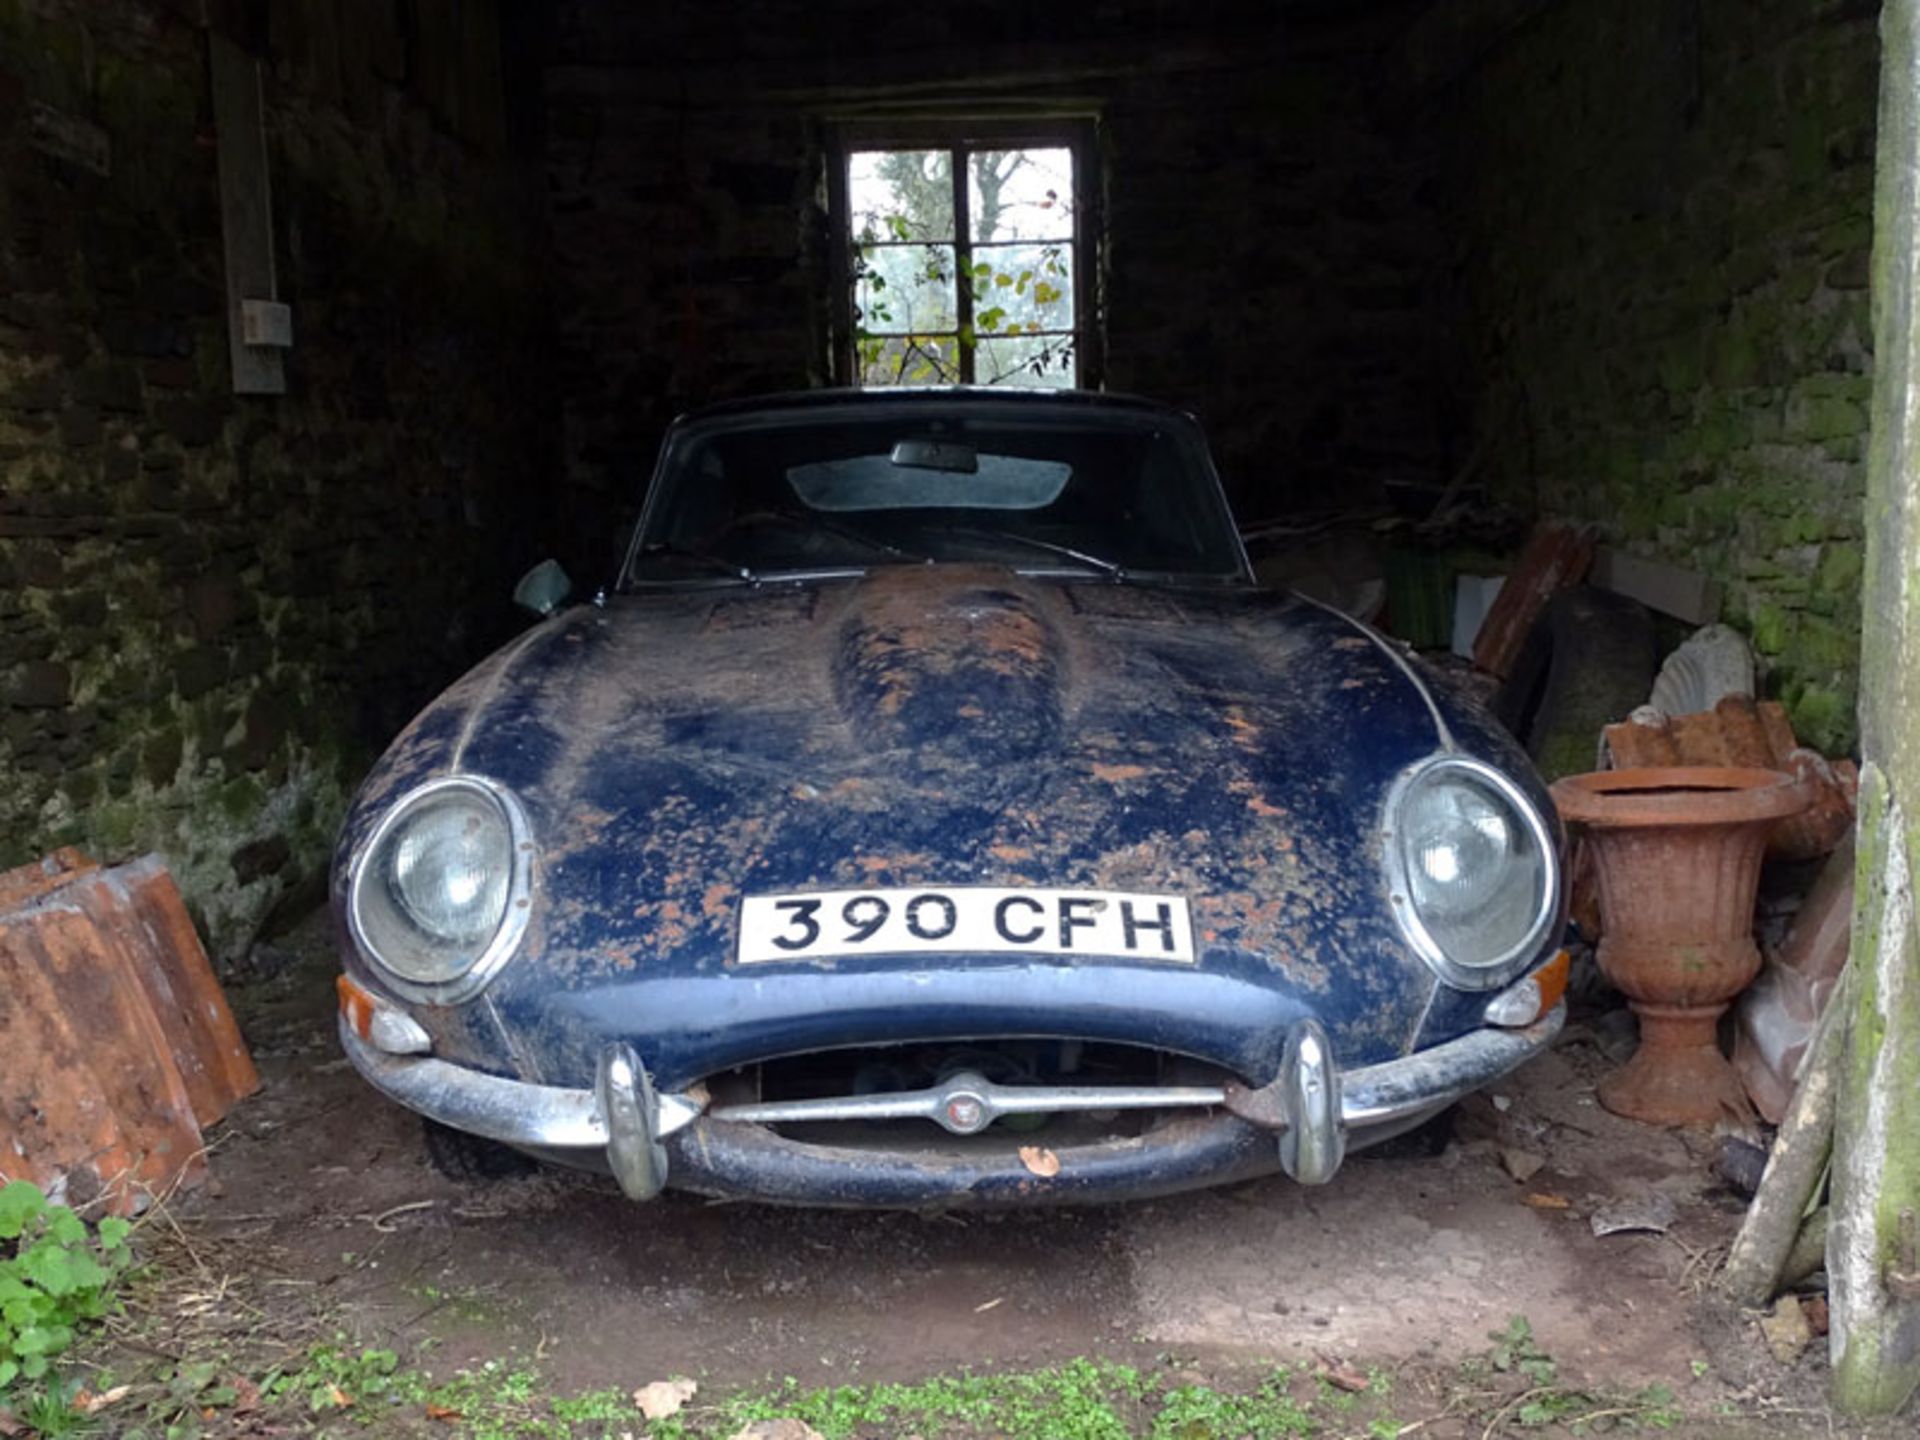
[544,1,1454,535]
[1437,0,1879,753]
[0,0,555,959]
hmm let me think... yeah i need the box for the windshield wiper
[789,513,932,565]
[633,542,757,583]
[938,525,1127,580]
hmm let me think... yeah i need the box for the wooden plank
[1590,547,1724,624]
[210,33,285,395]
[1471,520,1596,678]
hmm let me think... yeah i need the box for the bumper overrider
[338,1004,1566,1207]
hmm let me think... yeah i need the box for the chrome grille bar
[708,1069,1227,1137]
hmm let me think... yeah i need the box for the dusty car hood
[337,567,1544,1086]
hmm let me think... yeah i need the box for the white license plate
[737,887,1196,965]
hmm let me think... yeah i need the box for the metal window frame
[826,117,1101,389]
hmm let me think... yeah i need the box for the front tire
[422,1119,538,1182]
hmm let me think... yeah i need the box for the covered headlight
[348,776,531,1000]
[1386,757,1556,988]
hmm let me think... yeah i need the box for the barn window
[828,120,1097,389]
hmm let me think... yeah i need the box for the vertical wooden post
[1831,0,1920,1415]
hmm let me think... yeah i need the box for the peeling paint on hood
[335,567,1555,1090]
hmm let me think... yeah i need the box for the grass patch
[2,1229,1750,1440]
[24,1336,1703,1439]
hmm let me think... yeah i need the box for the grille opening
[708,1039,1235,1151]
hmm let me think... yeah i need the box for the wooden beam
[1589,547,1723,625]
[1830,0,1920,1416]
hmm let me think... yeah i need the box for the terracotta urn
[1549,767,1811,1127]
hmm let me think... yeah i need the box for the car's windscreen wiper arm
[633,542,757,583]
[937,525,1127,579]
[798,513,932,565]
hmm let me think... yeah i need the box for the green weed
[0,1180,133,1393]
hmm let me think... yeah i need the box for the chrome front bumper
[339,1005,1564,1202]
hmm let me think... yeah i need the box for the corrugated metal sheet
[0,851,258,1214]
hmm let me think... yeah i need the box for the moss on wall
[1439,0,1878,753]
[0,1,556,961]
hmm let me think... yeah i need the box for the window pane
[855,243,958,335]
[858,333,961,386]
[969,148,1074,242]
[976,333,1077,388]
[849,150,953,243]
[969,242,1074,335]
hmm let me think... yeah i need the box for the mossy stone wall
[0,0,554,960]
[1439,0,1879,753]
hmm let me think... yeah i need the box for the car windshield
[622,399,1248,585]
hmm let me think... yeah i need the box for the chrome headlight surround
[1382,755,1559,991]
[347,774,533,1005]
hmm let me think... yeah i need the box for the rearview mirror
[890,438,978,474]
[513,559,573,617]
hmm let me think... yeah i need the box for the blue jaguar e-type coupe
[333,389,1568,1207]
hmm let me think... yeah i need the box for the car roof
[677,386,1197,427]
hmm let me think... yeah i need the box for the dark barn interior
[4,0,1914,1429]
[0,0,1876,961]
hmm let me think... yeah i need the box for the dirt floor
[136,909,1881,1435]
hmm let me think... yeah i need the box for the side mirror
[513,559,573,617]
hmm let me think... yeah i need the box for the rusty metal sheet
[0,853,255,1213]
[0,847,97,911]
[93,857,260,1128]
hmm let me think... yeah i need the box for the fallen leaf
[325,1385,354,1410]
[426,1402,464,1422]
[1314,1359,1369,1393]
[1500,1148,1546,1184]
[634,1377,698,1420]
[0,1409,25,1438]
[1758,1295,1812,1364]
[1589,1193,1677,1238]
[729,1420,825,1440]
[231,1375,261,1415]
[1018,1145,1061,1178]
[72,1386,132,1414]
[1522,1192,1571,1210]
[1805,1294,1831,1336]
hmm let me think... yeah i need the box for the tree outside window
[831,122,1095,389]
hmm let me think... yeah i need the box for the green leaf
[21,1242,79,1297]
[0,1358,16,1387]
[0,1181,45,1239]
[46,1209,85,1247]
[977,306,1006,332]
[21,1353,47,1380]
[11,1322,71,1356]
[98,1216,131,1251]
